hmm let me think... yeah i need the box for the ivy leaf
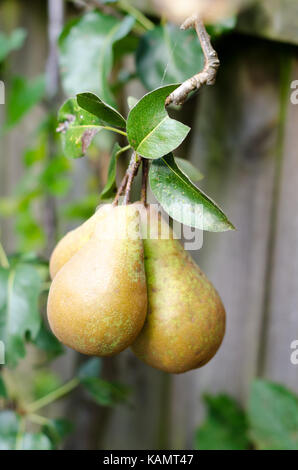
[99,143,122,201]
[77,92,126,129]
[150,154,234,232]
[57,98,104,159]
[0,411,19,450]
[78,357,102,380]
[248,380,298,450]
[5,75,45,130]
[59,11,135,106]
[81,377,130,407]
[0,263,42,367]
[195,394,250,450]
[175,157,203,182]
[127,85,190,159]
[0,28,27,62]
[0,376,7,398]
[136,24,204,91]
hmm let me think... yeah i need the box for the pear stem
[123,152,141,205]
[141,158,149,206]
[113,172,129,206]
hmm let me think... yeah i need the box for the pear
[47,205,147,356]
[49,204,112,279]
[131,204,226,374]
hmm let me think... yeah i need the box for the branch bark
[166,15,220,106]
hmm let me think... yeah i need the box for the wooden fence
[0,0,298,450]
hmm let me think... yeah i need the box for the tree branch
[166,15,220,106]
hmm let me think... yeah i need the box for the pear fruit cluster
[47,203,226,373]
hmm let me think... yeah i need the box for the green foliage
[78,357,129,407]
[136,24,204,91]
[175,157,203,182]
[195,394,250,450]
[195,380,298,450]
[32,321,64,360]
[77,92,126,128]
[58,11,135,105]
[0,411,19,450]
[0,261,42,367]
[33,370,62,400]
[0,376,7,398]
[127,85,190,159]
[81,377,130,407]
[150,154,234,232]
[5,75,45,130]
[21,432,52,450]
[0,28,27,63]
[248,380,298,450]
[42,418,73,448]
[99,142,123,201]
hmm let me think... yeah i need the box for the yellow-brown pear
[47,205,147,356]
[49,204,112,279]
[131,204,226,374]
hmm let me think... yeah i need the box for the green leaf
[21,432,52,450]
[40,155,71,196]
[42,418,73,448]
[32,320,63,359]
[175,157,203,182]
[136,24,204,91]
[59,11,135,105]
[150,153,234,232]
[77,92,126,128]
[0,376,7,398]
[248,380,298,450]
[62,194,99,220]
[99,143,122,201]
[81,377,130,406]
[195,394,250,450]
[127,85,190,159]
[5,76,45,129]
[78,358,102,380]
[0,410,19,450]
[0,28,27,62]
[0,263,42,367]
[57,98,104,159]
[33,370,62,400]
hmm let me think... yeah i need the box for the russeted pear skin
[49,204,112,279]
[47,205,147,356]
[131,205,226,374]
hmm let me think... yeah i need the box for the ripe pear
[131,204,226,374]
[47,205,147,356]
[49,204,112,279]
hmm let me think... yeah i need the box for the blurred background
[0,0,298,450]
